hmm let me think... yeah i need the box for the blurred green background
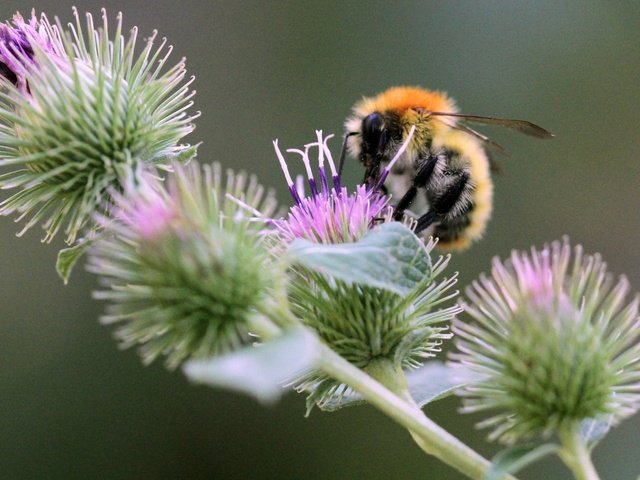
[1,1,639,479]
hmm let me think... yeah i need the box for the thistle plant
[451,238,640,478]
[269,130,459,409]
[2,7,639,480]
[0,9,197,246]
[88,162,279,368]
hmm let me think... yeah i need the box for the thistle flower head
[109,171,178,241]
[88,161,279,369]
[0,9,198,245]
[267,128,456,409]
[292,238,460,410]
[270,128,415,244]
[451,238,640,443]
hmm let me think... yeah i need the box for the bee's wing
[444,121,509,154]
[429,112,554,139]
[436,118,506,173]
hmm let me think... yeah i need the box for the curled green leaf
[406,361,475,407]
[183,327,321,405]
[580,416,614,449]
[56,237,93,284]
[288,223,432,295]
[486,443,559,480]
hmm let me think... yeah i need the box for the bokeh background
[1,1,639,479]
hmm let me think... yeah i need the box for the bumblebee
[342,86,553,250]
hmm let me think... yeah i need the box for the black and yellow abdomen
[430,130,493,251]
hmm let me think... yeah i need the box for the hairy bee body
[429,130,492,250]
[345,86,493,250]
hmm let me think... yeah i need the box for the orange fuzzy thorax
[347,87,460,155]
[356,86,457,114]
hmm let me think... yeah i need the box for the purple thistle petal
[308,177,318,197]
[288,184,303,206]
[320,132,341,192]
[105,172,176,241]
[270,131,395,245]
[273,139,302,205]
[332,174,341,193]
[294,145,319,198]
[318,165,329,194]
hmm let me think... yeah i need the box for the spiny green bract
[0,9,198,244]
[451,239,640,444]
[290,253,459,411]
[88,161,279,369]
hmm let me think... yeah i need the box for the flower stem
[558,425,601,480]
[318,349,516,480]
[259,301,513,480]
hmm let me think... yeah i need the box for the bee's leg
[338,132,358,176]
[392,152,439,220]
[363,162,380,187]
[415,210,440,234]
[363,130,389,186]
[415,171,470,234]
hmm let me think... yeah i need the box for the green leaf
[580,416,613,449]
[56,237,93,284]
[183,327,321,405]
[486,443,559,480]
[308,361,472,412]
[406,361,473,407]
[288,223,432,295]
[305,380,366,413]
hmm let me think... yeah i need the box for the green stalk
[363,357,440,457]
[258,302,515,480]
[558,425,601,480]
[339,355,517,480]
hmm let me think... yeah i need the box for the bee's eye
[362,112,387,154]
[362,112,384,138]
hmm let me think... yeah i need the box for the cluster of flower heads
[3,10,639,458]
[270,127,415,244]
[0,9,197,244]
[85,121,455,383]
[451,238,640,443]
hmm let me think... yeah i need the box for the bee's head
[361,112,387,160]
[358,112,389,186]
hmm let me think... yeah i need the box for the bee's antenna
[338,132,357,177]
